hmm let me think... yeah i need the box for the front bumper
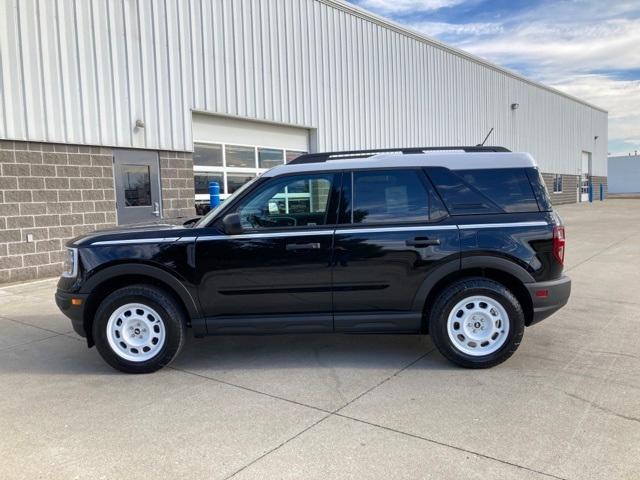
[525,275,571,325]
[55,290,89,338]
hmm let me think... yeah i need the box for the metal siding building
[0,0,608,283]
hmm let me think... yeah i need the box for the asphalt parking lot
[1,199,639,480]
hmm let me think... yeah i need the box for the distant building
[608,153,640,193]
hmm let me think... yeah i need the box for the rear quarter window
[426,167,540,214]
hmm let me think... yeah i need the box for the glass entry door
[114,149,162,225]
[580,151,591,202]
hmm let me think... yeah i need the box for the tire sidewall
[431,281,525,368]
[93,287,185,373]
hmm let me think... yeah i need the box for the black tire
[429,278,525,368]
[93,284,187,374]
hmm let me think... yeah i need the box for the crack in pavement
[173,348,568,480]
[563,391,640,424]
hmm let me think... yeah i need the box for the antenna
[478,127,494,147]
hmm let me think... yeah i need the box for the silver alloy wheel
[446,295,510,356]
[106,303,166,362]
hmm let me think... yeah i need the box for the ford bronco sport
[56,146,571,373]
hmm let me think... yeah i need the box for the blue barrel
[588,182,593,203]
[600,183,604,201]
[209,181,220,208]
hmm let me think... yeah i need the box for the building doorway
[114,149,162,225]
[579,151,592,202]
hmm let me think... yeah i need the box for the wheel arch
[415,257,534,332]
[80,264,200,347]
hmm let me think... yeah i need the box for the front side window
[347,170,446,224]
[234,173,336,230]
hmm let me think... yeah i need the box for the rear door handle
[406,237,440,247]
[286,242,321,251]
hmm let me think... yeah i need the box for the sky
[347,0,640,155]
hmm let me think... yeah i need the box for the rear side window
[427,167,539,214]
[342,169,447,224]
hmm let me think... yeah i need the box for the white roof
[264,152,537,177]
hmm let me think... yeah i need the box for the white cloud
[397,2,640,152]
[410,21,503,37]
[549,75,640,150]
[457,19,640,75]
[356,0,466,14]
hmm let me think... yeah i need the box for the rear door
[332,168,459,332]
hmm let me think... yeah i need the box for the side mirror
[182,216,201,227]
[222,213,243,235]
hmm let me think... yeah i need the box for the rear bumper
[55,290,89,338]
[525,275,571,325]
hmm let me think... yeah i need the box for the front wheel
[429,278,525,368]
[93,285,187,373]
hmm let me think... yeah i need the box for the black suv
[56,147,571,373]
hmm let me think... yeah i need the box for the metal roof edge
[320,0,608,114]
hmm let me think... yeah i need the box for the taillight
[553,226,565,265]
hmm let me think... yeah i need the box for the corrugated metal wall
[0,0,608,175]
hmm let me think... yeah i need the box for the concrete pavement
[0,199,639,479]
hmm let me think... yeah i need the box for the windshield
[194,176,263,228]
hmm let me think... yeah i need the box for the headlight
[61,248,78,278]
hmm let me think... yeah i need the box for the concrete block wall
[159,151,196,220]
[591,176,608,200]
[0,140,117,283]
[542,173,580,205]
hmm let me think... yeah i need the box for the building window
[286,150,306,163]
[553,174,563,193]
[225,144,256,168]
[192,142,307,204]
[258,148,284,169]
[194,172,223,195]
[193,143,223,167]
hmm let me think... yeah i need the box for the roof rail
[288,146,511,164]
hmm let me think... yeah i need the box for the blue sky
[347,0,640,155]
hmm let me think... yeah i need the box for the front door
[332,169,459,332]
[580,151,591,202]
[195,172,340,333]
[114,149,162,225]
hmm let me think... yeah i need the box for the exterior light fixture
[135,119,145,129]
[511,103,519,110]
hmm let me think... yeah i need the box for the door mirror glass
[222,213,243,235]
[183,216,201,227]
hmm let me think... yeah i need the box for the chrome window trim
[336,225,458,235]
[458,221,548,229]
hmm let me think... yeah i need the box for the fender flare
[410,255,535,312]
[80,263,201,319]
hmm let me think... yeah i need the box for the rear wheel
[429,278,525,368]
[93,285,187,373]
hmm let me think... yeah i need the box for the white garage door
[192,114,310,203]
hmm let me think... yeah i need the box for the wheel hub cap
[106,303,166,362]
[446,295,510,356]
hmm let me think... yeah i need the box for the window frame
[216,171,342,233]
[192,140,308,203]
[339,167,449,227]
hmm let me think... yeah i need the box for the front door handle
[286,242,321,251]
[406,237,440,247]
